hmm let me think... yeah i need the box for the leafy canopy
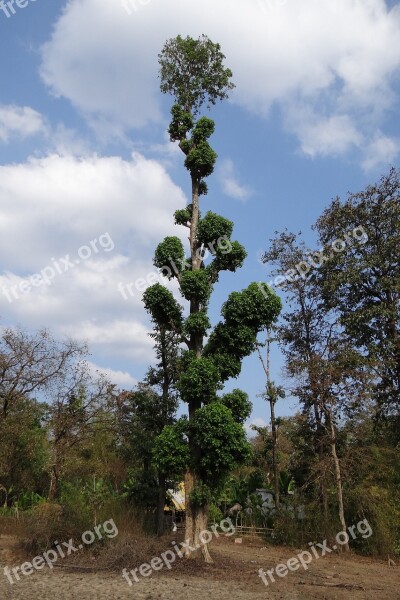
[158,34,235,115]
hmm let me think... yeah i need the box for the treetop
[158,34,235,115]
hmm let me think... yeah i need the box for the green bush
[345,484,400,556]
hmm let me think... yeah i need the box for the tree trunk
[270,399,280,510]
[327,408,349,552]
[311,392,329,527]
[183,171,213,562]
[257,329,281,511]
[157,473,166,537]
[184,469,213,563]
[48,463,59,501]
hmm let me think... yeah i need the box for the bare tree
[46,362,115,500]
[0,327,85,419]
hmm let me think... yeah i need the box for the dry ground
[0,533,399,600]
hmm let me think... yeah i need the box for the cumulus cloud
[362,133,400,171]
[0,151,186,367]
[88,361,138,389]
[39,0,400,165]
[290,111,363,158]
[0,105,47,143]
[218,158,252,201]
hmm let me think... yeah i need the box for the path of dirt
[1,534,399,599]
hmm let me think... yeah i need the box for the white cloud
[63,319,154,361]
[361,132,400,171]
[0,105,47,143]
[39,0,400,165]
[88,361,138,389]
[0,151,186,368]
[0,152,186,269]
[218,159,252,201]
[292,111,363,158]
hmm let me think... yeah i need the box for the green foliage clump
[177,354,220,404]
[204,323,258,381]
[207,322,256,361]
[174,205,193,227]
[24,483,96,553]
[153,419,189,480]
[191,403,251,487]
[180,269,211,304]
[197,211,233,247]
[184,141,217,180]
[192,116,215,141]
[208,352,242,381]
[154,236,185,278]
[223,282,282,329]
[220,389,252,424]
[204,284,281,382]
[224,283,281,328]
[142,284,183,330]
[211,240,247,273]
[184,311,211,338]
[168,104,193,141]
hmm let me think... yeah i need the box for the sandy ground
[1,533,399,600]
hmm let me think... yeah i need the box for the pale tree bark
[48,463,60,501]
[326,407,349,552]
[270,398,280,510]
[257,329,280,510]
[309,378,329,525]
[184,471,212,562]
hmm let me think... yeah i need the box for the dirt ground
[1,533,399,600]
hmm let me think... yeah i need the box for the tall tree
[147,327,180,536]
[143,34,281,561]
[257,326,285,510]
[262,231,351,547]
[315,168,400,436]
[117,327,180,535]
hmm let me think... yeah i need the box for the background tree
[0,396,49,502]
[315,168,400,439]
[142,34,281,561]
[0,327,84,420]
[257,326,285,510]
[46,363,114,500]
[117,326,180,535]
[262,231,353,548]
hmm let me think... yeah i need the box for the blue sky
[0,0,400,431]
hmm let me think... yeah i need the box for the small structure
[165,482,185,530]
